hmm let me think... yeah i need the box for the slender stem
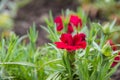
[68,51,75,79]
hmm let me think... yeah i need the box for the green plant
[0,8,120,80]
[43,9,120,80]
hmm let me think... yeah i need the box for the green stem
[68,51,76,80]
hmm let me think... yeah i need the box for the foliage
[80,0,120,26]
[43,9,120,80]
[0,8,120,80]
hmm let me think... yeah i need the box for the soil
[13,0,79,46]
[13,0,120,80]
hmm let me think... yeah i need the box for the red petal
[70,15,82,28]
[111,53,120,67]
[107,40,117,51]
[111,62,118,67]
[55,42,67,49]
[73,33,87,49]
[75,41,87,49]
[54,16,64,31]
[57,24,63,31]
[60,33,73,45]
[67,23,73,34]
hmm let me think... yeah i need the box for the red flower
[108,40,120,67]
[54,16,64,31]
[111,52,120,67]
[67,23,74,33]
[55,33,86,51]
[108,40,117,51]
[69,15,82,28]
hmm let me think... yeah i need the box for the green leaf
[0,62,35,67]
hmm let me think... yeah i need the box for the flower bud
[101,42,113,56]
[102,23,110,35]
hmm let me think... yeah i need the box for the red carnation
[67,23,74,34]
[108,40,117,51]
[111,52,120,67]
[55,33,86,51]
[54,16,64,31]
[69,15,82,28]
[107,40,120,67]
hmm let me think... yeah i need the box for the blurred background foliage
[0,0,120,35]
[80,0,120,24]
[0,0,31,36]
